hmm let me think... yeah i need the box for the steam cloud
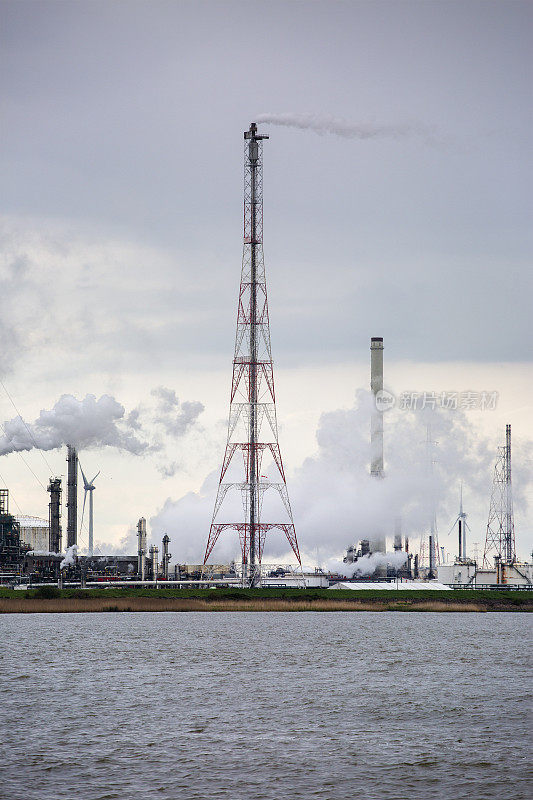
[0,394,148,456]
[0,388,204,468]
[326,551,408,578]
[149,390,530,565]
[255,113,432,141]
[60,544,78,569]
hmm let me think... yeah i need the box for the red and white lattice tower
[203,122,301,585]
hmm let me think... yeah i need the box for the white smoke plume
[0,394,148,456]
[149,390,533,565]
[255,113,433,141]
[60,544,78,569]
[326,551,408,579]
[0,389,205,462]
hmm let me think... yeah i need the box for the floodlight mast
[203,122,301,586]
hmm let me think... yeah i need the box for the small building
[474,561,532,587]
[437,562,477,587]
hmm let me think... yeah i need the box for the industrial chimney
[66,445,78,548]
[369,337,386,554]
[428,534,436,580]
[370,337,384,478]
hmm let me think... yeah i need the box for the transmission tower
[204,122,301,586]
[483,424,516,566]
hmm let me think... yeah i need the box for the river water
[0,612,530,800]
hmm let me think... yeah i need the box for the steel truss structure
[204,123,301,585]
[483,424,516,566]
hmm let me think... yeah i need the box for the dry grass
[0,596,524,613]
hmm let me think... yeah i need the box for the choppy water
[0,612,531,800]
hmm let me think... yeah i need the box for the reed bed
[0,596,527,613]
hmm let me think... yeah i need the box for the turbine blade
[79,463,90,489]
[80,489,88,533]
[447,517,460,536]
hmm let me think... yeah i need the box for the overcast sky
[1,0,531,561]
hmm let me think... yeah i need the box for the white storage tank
[16,516,49,551]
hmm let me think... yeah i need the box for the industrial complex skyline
[0,1,531,560]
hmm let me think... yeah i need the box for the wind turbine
[80,464,100,557]
[449,484,471,561]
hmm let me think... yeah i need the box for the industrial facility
[0,122,531,591]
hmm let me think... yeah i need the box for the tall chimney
[369,337,386,553]
[370,337,384,478]
[66,445,78,548]
[428,534,436,579]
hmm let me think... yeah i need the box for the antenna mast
[204,122,301,585]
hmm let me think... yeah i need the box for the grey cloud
[152,386,205,437]
[0,2,530,366]
[157,461,182,479]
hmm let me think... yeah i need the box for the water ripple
[0,611,530,800]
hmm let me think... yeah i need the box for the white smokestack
[370,337,386,553]
[370,337,384,478]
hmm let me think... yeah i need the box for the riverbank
[0,587,531,612]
